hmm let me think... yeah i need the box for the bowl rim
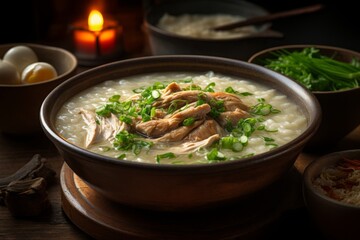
[248,44,360,94]
[40,54,321,170]
[0,42,78,88]
[303,149,360,209]
[143,0,274,42]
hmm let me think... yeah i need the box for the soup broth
[56,71,307,164]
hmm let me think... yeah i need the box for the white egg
[0,60,21,84]
[3,45,38,74]
[21,62,58,84]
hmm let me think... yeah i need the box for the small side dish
[303,149,360,240]
[312,157,360,206]
[0,43,77,135]
[0,45,58,85]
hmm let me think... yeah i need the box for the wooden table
[0,118,359,239]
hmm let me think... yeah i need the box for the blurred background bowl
[0,43,77,135]
[143,0,283,60]
[303,149,360,240]
[248,44,360,151]
[40,55,320,211]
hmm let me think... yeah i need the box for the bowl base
[60,163,302,239]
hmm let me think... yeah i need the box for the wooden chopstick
[212,4,324,31]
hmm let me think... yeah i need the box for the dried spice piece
[5,177,49,217]
[0,154,55,217]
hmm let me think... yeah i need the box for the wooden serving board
[60,162,304,240]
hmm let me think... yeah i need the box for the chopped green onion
[99,146,111,152]
[204,82,216,92]
[113,130,153,155]
[232,141,243,152]
[116,153,126,160]
[156,152,176,163]
[151,89,161,99]
[109,95,120,102]
[225,86,253,96]
[250,98,281,116]
[206,148,226,161]
[183,117,195,126]
[240,135,248,145]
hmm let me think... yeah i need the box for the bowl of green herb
[248,45,360,150]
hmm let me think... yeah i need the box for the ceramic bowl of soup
[248,44,360,151]
[40,55,320,211]
[303,149,360,240]
[0,43,77,135]
[143,0,283,60]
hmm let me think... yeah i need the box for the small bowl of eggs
[0,43,77,135]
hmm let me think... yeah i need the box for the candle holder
[71,18,124,66]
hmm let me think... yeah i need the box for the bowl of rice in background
[303,149,360,240]
[143,0,283,60]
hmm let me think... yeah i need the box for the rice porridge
[56,71,307,164]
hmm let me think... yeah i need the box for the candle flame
[88,10,104,31]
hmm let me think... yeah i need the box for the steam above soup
[56,72,307,164]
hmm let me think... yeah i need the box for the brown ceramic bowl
[143,0,283,60]
[40,55,320,211]
[0,43,77,135]
[248,44,360,150]
[303,149,360,240]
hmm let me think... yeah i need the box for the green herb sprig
[261,47,360,91]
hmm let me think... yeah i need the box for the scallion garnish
[156,152,176,163]
[204,82,216,92]
[225,86,253,96]
[250,98,280,116]
[206,148,226,161]
[113,130,153,155]
[183,117,195,126]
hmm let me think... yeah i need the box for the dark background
[0,0,359,54]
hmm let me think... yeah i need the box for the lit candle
[72,9,123,66]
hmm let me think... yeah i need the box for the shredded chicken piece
[162,82,182,95]
[153,90,201,109]
[154,120,204,142]
[217,108,249,127]
[78,83,250,158]
[166,134,221,154]
[135,104,211,138]
[186,119,225,141]
[154,90,248,112]
[210,92,249,111]
[79,109,129,148]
